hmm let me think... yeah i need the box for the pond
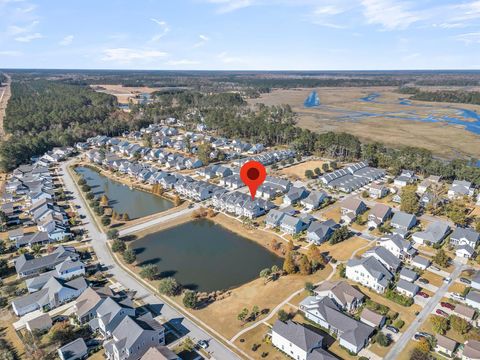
[130,219,283,292]
[75,166,173,219]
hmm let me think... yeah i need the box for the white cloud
[59,35,74,46]
[166,59,200,65]
[7,19,38,35]
[360,0,422,30]
[208,0,253,13]
[0,50,22,56]
[16,4,35,13]
[453,32,480,44]
[101,48,168,63]
[15,32,42,42]
[194,34,210,47]
[150,18,170,42]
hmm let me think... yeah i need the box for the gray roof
[272,320,323,352]
[300,296,373,349]
[16,231,49,247]
[412,255,430,267]
[314,281,364,307]
[391,211,416,229]
[436,335,457,352]
[456,244,475,255]
[58,338,87,360]
[281,214,303,228]
[399,268,418,281]
[451,227,480,244]
[413,221,450,244]
[396,279,419,294]
[348,256,393,284]
[466,290,480,304]
[302,191,327,206]
[360,308,385,327]
[363,246,401,270]
[15,246,77,274]
[111,313,162,352]
[141,346,179,360]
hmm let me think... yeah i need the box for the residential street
[384,261,465,360]
[60,159,242,360]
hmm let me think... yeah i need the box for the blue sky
[1,0,480,70]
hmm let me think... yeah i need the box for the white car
[197,340,208,349]
[451,293,464,301]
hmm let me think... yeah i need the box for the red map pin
[240,161,267,199]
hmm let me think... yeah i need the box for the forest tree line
[0,79,148,171]
[399,87,480,105]
[3,78,480,186]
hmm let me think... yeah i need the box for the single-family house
[466,290,480,310]
[300,191,328,211]
[340,198,367,224]
[299,296,374,354]
[463,340,480,360]
[399,268,419,282]
[103,313,165,360]
[396,279,419,297]
[448,180,474,199]
[456,244,475,258]
[367,204,392,229]
[283,187,309,205]
[377,234,416,260]
[306,220,338,245]
[412,221,450,245]
[360,308,386,329]
[25,313,52,333]
[362,246,401,272]
[411,255,431,270]
[312,281,365,313]
[435,335,457,358]
[394,170,416,187]
[141,346,180,360]
[472,272,480,291]
[368,183,388,199]
[280,215,306,235]
[450,227,480,248]
[453,304,476,322]
[58,338,88,360]
[346,257,393,293]
[390,211,417,237]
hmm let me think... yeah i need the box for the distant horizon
[3,68,480,73]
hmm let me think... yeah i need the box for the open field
[192,264,333,339]
[317,236,369,261]
[248,87,480,159]
[421,270,444,288]
[279,160,328,180]
[91,84,162,104]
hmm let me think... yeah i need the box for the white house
[346,257,393,294]
[448,180,474,199]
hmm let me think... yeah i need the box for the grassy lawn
[317,236,369,261]
[329,340,357,359]
[279,160,328,181]
[346,281,423,328]
[369,342,392,358]
[420,314,466,343]
[448,282,467,294]
[421,271,444,287]
[396,340,419,360]
[234,323,286,360]
[87,349,105,360]
[192,265,333,339]
[0,309,26,359]
[319,207,341,223]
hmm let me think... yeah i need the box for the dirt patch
[91,84,163,104]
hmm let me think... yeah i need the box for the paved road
[60,160,242,360]
[384,261,465,360]
[119,205,199,237]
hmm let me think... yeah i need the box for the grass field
[192,265,333,339]
[92,84,163,104]
[279,160,328,180]
[248,87,480,159]
[234,324,285,360]
[421,271,444,288]
[317,236,369,261]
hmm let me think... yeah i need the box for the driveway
[60,160,242,360]
[383,261,465,360]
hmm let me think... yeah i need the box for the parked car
[386,325,399,334]
[436,309,448,317]
[418,291,429,298]
[460,277,471,285]
[451,293,464,301]
[441,302,455,310]
[197,340,209,349]
[431,266,440,271]
[443,277,451,283]
[418,278,429,285]
[414,334,426,341]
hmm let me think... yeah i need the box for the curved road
[60,160,242,360]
